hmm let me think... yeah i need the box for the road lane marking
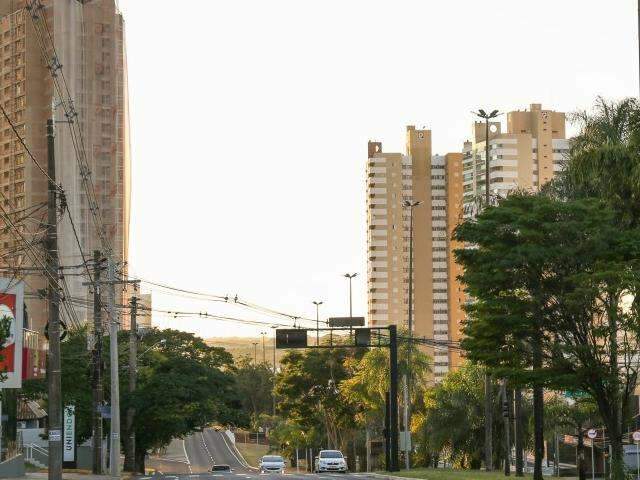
[216,429,257,470]
[183,439,193,473]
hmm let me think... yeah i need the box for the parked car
[314,450,347,473]
[211,464,231,472]
[259,455,286,474]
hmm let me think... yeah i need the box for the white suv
[315,450,347,473]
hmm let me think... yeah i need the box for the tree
[455,193,640,480]
[275,348,357,452]
[232,355,274,426]
[545,396,599,480]
[25,327,240,473]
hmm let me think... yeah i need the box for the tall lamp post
[312,300,323,346]
[402,199,421,470]
[473,108,500,472]
[260,331,267,363]
[343,273,357,317]
[252,342,258,365]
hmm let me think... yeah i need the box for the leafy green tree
[232,355,274,426]
[545,396,599,480]
[412,363,526,470]
[25,327,240,473]
[275,348,357,452]
[455,193,640,480]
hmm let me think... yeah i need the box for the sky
[118,0,639,338]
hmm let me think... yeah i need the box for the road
[142,428,380,480]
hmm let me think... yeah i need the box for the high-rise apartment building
[366,105,567,382]
[440,103,568,377]
[367,126,453,376]
[0,0,130,331]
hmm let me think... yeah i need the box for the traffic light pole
[275,325,399,472]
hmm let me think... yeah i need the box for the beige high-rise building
[439,103,568,377]
[0,0,130,331]
[367,126,453,375]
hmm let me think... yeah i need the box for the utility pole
[260,331,266,363]
[45,118,63,480]
[107,259,121,477]
[271,326,277,416]
[388,325,399,472]
[91,250,104,474]
[501,380,511,476]
[514,389,524,476]
[252,342,258,365]
[124,294,138,472]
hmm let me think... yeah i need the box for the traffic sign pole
[632,431,640,480]
[587,429,597,480]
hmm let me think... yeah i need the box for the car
[259,455,286,474]
[211,464,231,472]
[314,450,347,473]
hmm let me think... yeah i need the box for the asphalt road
[142,428,380,480]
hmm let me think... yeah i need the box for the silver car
[259,455,286,474]
[314,450,347,473]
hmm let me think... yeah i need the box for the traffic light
[502,400,509,418]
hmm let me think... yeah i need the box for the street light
[472,108,500,474]
[343,273,357,318]
[312,301,323,346]
[472,109,500,208]
[260,331,267,363]
[252,342,259,365]
[402,199,422,470]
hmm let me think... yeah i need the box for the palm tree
[551,97,640,226]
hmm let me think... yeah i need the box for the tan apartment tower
[440,104,568,377]
[367,127,449,371]
[0,0,131,331]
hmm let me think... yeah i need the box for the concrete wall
[0,454,25,478]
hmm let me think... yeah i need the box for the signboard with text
[0,280,24,388]
[63,405,76,464]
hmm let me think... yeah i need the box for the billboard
[0,279,24,388]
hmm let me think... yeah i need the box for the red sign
[0,280,23,388]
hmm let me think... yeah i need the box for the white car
[259,455,286,474]
[314,450,347,473]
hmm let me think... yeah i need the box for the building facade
[367,126,450,375]
[0,0,130,331]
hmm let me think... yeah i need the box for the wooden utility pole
[46,118,62,480]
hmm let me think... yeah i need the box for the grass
[235,442,269,468]
[386,468,533,480]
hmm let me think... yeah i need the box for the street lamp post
[260,331,267,363]
[312,301,323,346]
[472,108,500,473]
[343,273,357,317]
[402,199,421,470]
[252,342,258,365]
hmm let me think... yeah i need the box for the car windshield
[263,456,284,462]
[320,451,343,458]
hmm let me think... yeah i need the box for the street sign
[276,329,307,349]
[328,317,365,328]
[587,429,597,439]
[355,328,371,347]
[633,431,640,442]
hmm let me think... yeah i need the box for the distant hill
[205,337,284,365]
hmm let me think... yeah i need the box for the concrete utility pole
[124,294,138,472]
[107,259,121,477]
[312,301,323,346]
[46,118,63,480]
[501,380,511,476]
[91,250,104,474]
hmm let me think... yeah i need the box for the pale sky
[118,0,639,338]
